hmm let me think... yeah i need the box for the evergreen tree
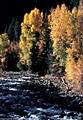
[69,0,79,10]
[4,18,20,42]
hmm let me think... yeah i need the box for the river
[0,72,83,120]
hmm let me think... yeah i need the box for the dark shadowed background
[0,0,79,33]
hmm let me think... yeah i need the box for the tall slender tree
[65,1,83,92]
[19,8,46,74]
[48,4,73,74]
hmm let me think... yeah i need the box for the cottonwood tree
[19,8,48,75]
[48,4,73,74]
[65,1,83,92]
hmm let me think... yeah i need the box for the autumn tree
[0,33,10,69]
[65,1,83,92]
[19,8,48,74]
[71,6,83,54]
[48,4,73,74]
[65,48,83,92]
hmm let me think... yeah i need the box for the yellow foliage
[65,48,83,92]
[49,3,83,63]
[24,13,29,24]
[23,8,43,32]
[71,6,83,52]
[0,33,10,56]
[19,8,44,67]
[49,4,73,54]
[65,3,83,92]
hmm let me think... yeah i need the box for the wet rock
[60,112,66,118]
[68,112,77,117]
[29,114,39,120]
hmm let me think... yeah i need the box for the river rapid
[0,72,83,120]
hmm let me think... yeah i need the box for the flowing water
[0,72,83,120]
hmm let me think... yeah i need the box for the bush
[3,42,20,71]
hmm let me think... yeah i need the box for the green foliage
[69,0,79,10]
[54,45,66,67]
[4,18,20,42]
[65,1,83,92]
[0,1,82,90]
[19,8,44,73]
[43,12,53,75]
[48,4,72,75]
[0,33,10,56]
[0,33,10,69]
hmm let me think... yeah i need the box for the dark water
[0,72,83,120]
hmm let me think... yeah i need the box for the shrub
[3,42,19,71]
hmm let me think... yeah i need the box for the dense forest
[0,0,83,93]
